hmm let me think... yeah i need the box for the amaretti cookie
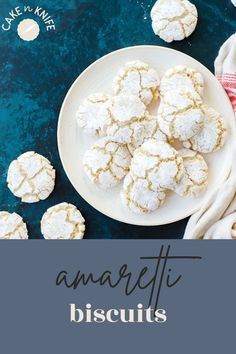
[183,105,227,153]
[77,93,112,136]
[174,149,208,197]
[160,65,204,96]
[41,203,85,240]
[113,60,160,105]
[105,94,150,145]
[0,212,28,239]
[127,116,168,155]
[7,151,55,203]
[157,89,204,141]
[151,0,198,43]
[130,140,184,191]
[83,137,132,189]
[121,173,166,214]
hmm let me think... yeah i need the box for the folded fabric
[215,33,236,111]
[184,33,236,240]
[184,160,236,239]
[204,212,236,239]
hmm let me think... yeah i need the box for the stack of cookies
[77,61,227,215]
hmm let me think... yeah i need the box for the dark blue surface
[0,0,235,239]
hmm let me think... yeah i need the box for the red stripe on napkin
[216,74,236,111]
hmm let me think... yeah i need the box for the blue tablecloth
[0,0,235,238]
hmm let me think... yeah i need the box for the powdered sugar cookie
[113,60,160,105]
[76,93,112,136]
[175,149,208,197]
[130,140,184,191]
[0,212,28,240]
[83,137,132,189]
[151,0,198,43]
[7,151,55,203]
[183,105,227,153]
[105,95,150,145]
[121,173,166,214]
[157,89,204,141]
[160,65,204,96]
[41,203,85,240]
[127,116,168,155]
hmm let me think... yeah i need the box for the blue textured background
[0,0,235,239]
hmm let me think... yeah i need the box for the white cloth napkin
[215,33,236,111]
[184,33,236,239]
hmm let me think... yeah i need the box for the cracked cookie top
[121,172,166,214]
[113,60,160,105]
[160,65,204,96]
[7,151,56,203]
[83,137,132,189]
[183,105,227,153]
[174,149,208,197]
[157,88,204,141]
[41,203,85,240]
[76,93,112,136]
[151,0,198,43]
[0,212,28,239]
[127,116,168,155]
[130,139,184,191]
[105,94,150,145]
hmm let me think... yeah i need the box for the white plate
[57,45,235,226]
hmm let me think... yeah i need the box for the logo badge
[1,5,56,41]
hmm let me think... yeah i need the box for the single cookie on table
[113,60,160,105]
[183,105,227,153]
[76,93,112,136]
[105,94,150,145]
[174,149,208,197]
[127,116,168,155]
[41,203,85,240]
[0,212,28,240]
[151,0,198,43]
[83,137,132,189]
[7,151,55,203]
[157,88,204,141]
[130,140,184,191]
[121,173,166,214]
[160,65,204,97]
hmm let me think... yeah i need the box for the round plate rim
[57,45,235,226]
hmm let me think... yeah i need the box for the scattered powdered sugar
[157,88,204,141]
[41,203,85,240]
[0,212,28,239]
[83,137,132,189]
[183,105,227,153]
[160,65,204,96]
[151,0,198,43]
[174,148,208,197]
[7,151,55,203]
[76,93,112,136]
[113,60,160,105]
